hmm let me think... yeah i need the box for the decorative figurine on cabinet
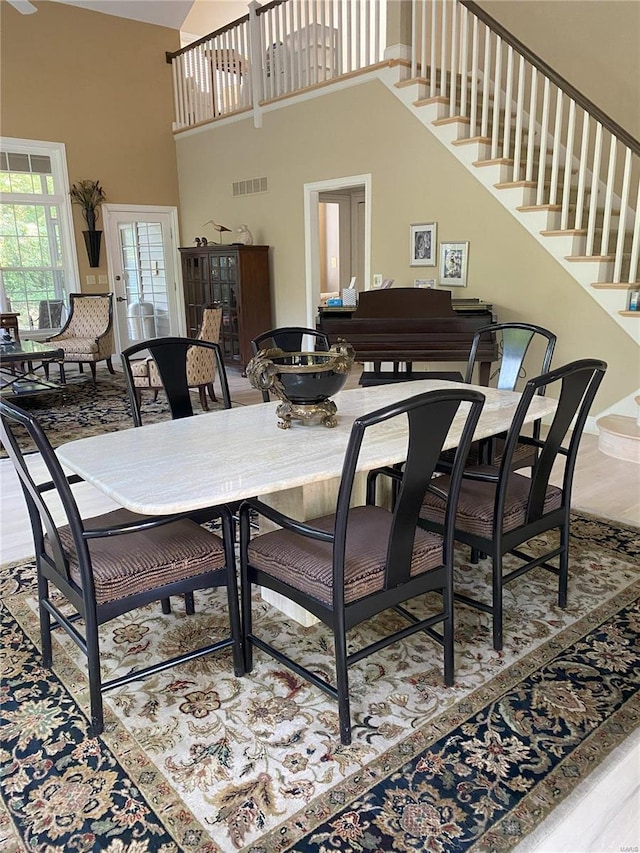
[236,224,254,245]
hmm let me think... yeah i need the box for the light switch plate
[98,275,108,285]
[373,274,383,288]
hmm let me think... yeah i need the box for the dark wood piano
[317,287,498,385]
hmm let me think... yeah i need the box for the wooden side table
[1,313,21,342]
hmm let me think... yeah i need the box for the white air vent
[232,176,268,196]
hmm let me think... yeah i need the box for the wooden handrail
[461,1,640,153]
[166,12,250,61]
[254,0,287,16]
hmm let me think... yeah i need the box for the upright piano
[317,287,498,385]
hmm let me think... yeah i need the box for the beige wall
[478,0,640,139]
[0,0,181,291]
[176,80,637,412]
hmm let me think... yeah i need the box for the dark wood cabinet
[179,244,271,369]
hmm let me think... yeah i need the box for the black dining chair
[251,326,331,401]
[462,322,557,470]
[0,398,244,737]
[239,387,485,745]
[121,336,231,427]
[122,337,236,614]
[418,358,606,652]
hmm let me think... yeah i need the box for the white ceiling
[50,0,198,30]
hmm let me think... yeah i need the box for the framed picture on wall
[439,241,469,286]
[409,222,437,266]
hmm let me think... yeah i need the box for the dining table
[57,378,558,625]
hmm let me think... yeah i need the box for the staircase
[169,0,639,451]
[385,1,639,348]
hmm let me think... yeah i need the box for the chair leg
[161,598,171,614]
[38,576,53,668]
[79,363,84,373]
[59,363,66,384]
[106,357,116,375]
[334,628,352,745]
[184,592,195,615]
[558,520,570,609]
[492,548,504,652]
[222,512,244,677]
[85,618,104,737]
[89,362,97,381]
[206,383,217,402]
[239,511,254,673]
[152,389,159,402]
[198,386,209,411]
[443,584,454,687]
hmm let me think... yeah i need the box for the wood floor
[1,364,638,851]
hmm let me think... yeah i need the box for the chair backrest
[495,359,606,526]
[332,388,485,606]
[121,337,231,426]
[252,326,331,355]
[60,292,113,340]
[465,322,556,392]
[38,299,66,329]
[0,399,93,601]
[187,305,223,386]
[251,327,331,401]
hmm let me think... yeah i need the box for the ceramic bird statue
[202,220,231,244]
[236,224,254,245]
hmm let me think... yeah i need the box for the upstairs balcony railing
[167,0,387,131]
[167,0,638,288]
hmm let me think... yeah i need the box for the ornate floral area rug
[0,368,227,457]
[1,513,638,852]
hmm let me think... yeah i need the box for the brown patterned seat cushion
[46,508,227,605]
[248,505,444,606]
[421,466,563,537]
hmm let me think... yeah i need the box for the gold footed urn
[247,341,355,428]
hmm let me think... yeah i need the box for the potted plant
[70,179,106,267]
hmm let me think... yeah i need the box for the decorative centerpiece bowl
[246,340,355,428]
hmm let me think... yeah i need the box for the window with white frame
[0,138,78,333]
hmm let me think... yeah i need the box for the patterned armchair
[47,292,115,380]
[129,305,223,411]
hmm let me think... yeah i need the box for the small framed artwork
[439,241,469,287]
[409,222,437,266]
[414,278,436,288]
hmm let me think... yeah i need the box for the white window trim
[0,137,79,324]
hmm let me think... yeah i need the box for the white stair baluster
[525,66,538,183]
[561,99,577,230]
[502,44,514,162]
[480,26,490,138]
[549,87,563,206]
[513,54,525,182]
[586,122,603,257]
[600,134,617,258]
[536,76,550,206]
[491,35,502,159]
[614,147,633,283]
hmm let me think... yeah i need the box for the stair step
[596,414,640,463]
[592,282,637,290]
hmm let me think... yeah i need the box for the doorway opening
[303,174,371,327]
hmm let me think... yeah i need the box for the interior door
[103,206,182,353]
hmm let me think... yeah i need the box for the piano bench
[359,370,463,387]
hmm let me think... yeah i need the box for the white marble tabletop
[56,379,557,516]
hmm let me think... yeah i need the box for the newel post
[248,0,264,129]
